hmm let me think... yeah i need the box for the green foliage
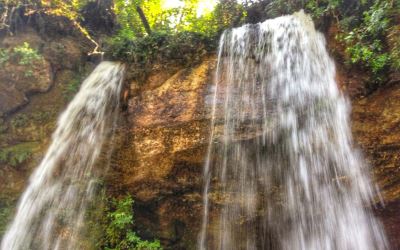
[0,142,38,167]
[0,48,10,66]
[202,0,247,35]
[113,0,148,38]
[0,42,43,77]
[62,76,82,101]
[305,0,340,18]
[263,0,303,18]
[40,0,92,25]
[107,30,214,69]
[341,0,394,83]
[13,42,42,66]
[0,200,14,237]
[169,0,246,37]
[108,0,248,69]
[13,42,43,76]
[101,195,162,250]
[263,0,364,20]
[111,0,246,44]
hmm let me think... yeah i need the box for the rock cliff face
[0,29,52,116]
[113,53,400,249]
[109,58,216,249]
[351,84,400,249]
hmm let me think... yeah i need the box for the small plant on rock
[13,42,43,77]
[13,42,42,65]
[101,195,162,250]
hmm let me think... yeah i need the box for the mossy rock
[0,198,15,237]
[0,141,40,168]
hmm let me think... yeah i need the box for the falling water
[199,12,388,250]
[1,62,125,250]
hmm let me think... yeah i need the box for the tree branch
[135,5,151,35]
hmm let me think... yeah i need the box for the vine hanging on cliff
[41,0,103,55]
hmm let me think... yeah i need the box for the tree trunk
[135,5,151,35]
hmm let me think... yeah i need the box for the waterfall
[199,12,388,250]
[1,62,125,250]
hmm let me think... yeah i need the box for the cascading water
[1,62,125,250]
[199,12,388,250]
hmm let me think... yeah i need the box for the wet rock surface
[114,53,400,248]
[110,57,216,249]
[351,84,400,249]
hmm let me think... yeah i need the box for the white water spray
[199,12,388,250]
[1,62,125,250]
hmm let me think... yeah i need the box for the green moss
[0,200,14,237]
[9,110,57,130]
[10,114,29,128]
[0,118,8,134]
[0,142,39,167]
[30,111,56,124]
[62,76,82,101]
[0,48,10,66]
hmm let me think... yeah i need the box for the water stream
[1,62,125,250]
[199,12,388,250]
